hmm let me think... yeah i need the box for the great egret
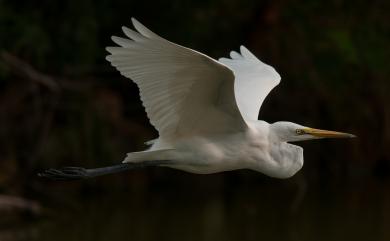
[39,18,355,180]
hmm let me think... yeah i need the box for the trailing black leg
[38,160,172,181]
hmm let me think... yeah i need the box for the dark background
[0,0,389,241]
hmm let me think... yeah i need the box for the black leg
[38,160,172,181]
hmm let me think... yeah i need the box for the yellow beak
[302,128,356,138]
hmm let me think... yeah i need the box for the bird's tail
[123,149,175,163]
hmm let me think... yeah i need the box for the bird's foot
[38,167,89,180]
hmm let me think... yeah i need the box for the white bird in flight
[40,18,355,180]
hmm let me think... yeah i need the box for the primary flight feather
[39,18,355,180]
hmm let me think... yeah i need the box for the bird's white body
[124,120,303,178]
[105,18,353,179]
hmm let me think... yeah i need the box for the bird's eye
[295,129,304,135]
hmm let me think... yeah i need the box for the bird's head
[270,121,356,142]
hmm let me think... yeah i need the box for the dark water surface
[2,178,390,241]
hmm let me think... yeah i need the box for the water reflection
[3,179,390,241]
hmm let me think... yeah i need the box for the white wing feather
[219,46,281,121]
[106,18,247,139]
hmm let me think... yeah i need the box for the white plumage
[105,18,354,178]
[219,46,281,121]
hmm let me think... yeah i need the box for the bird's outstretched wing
[106,18,247,138]
[219,46,281,121]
